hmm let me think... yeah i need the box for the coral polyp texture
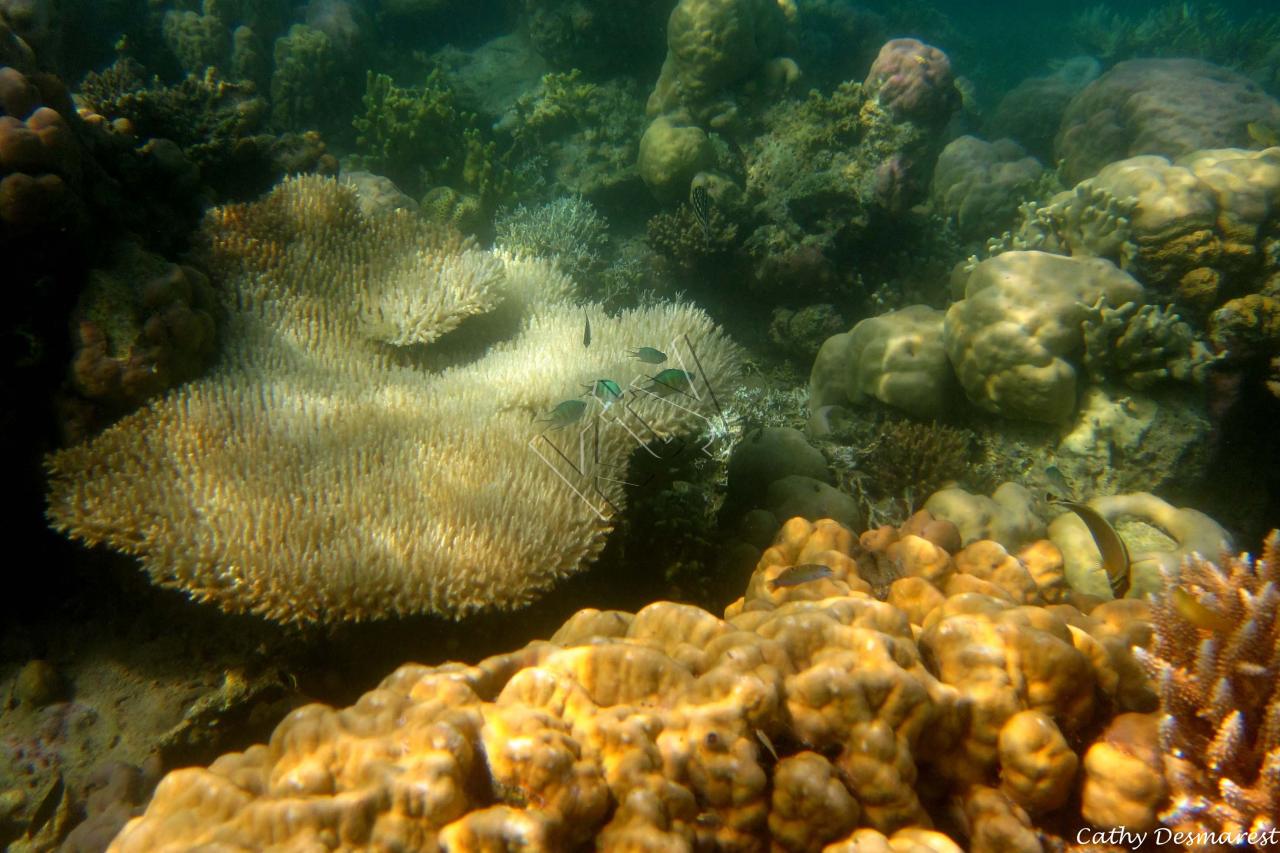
[1137,532,1280,839]
[108,513,1280,851]
[44,176,738,623]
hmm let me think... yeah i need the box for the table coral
[106,512,1210,850]
[45,176,739,623]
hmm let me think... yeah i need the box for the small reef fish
[755,728,779,762]
[1043,465,1074,501]
[540,399,588,430]
[582,312,591,348]
[1171,585,1233,635]
[1247,121,1279,148]
[584,379,623,406]
[628,346,667,365]
[690,184,712,242]
[1047,496,1131,599]
[646,368,696,396]
[767,563,834,590]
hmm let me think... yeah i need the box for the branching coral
[494,195,608,282]
[856,420,974,510]
[351,69,505,204]
[1069,2,1280,87]
[77,59,334,200]
[1079,297,1216,388]
[1136,533,1280,838]
[646,202,737,271]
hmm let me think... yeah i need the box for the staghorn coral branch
[1140,531,1280,836]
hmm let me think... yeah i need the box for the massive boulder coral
[69,241,218,422]
[808,304,957,421]
[987,56,1100,163]
[106,512,1189,851]
[930,136,1043,241]
[44,176,739,623]
[862,38,958,128]
[1055,58,1280,184]
[0,61,82,230]
[645,0,793,124]
[943,250,1145,423]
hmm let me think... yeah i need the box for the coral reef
[738,77,940,295]
[998,146,1280,318]
[44,176,739,622]
[103,512,1192,851]
[1136,532,1280,838]
[77,58,336,201]
[522,0,670,74]
[1069,1,1280,92]
[1055,58,1280,185]
[500,71,646,199]
[767,303,846,363]
[350,69,479,200]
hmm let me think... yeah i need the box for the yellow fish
[1171,586,1232,634]
[1247,121,1279,148]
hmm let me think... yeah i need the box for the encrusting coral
[107,510,1257,851]
[44,176,739,623]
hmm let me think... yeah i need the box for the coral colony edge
[2,0,1280,849]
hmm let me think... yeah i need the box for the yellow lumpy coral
[111,513,1254,850]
